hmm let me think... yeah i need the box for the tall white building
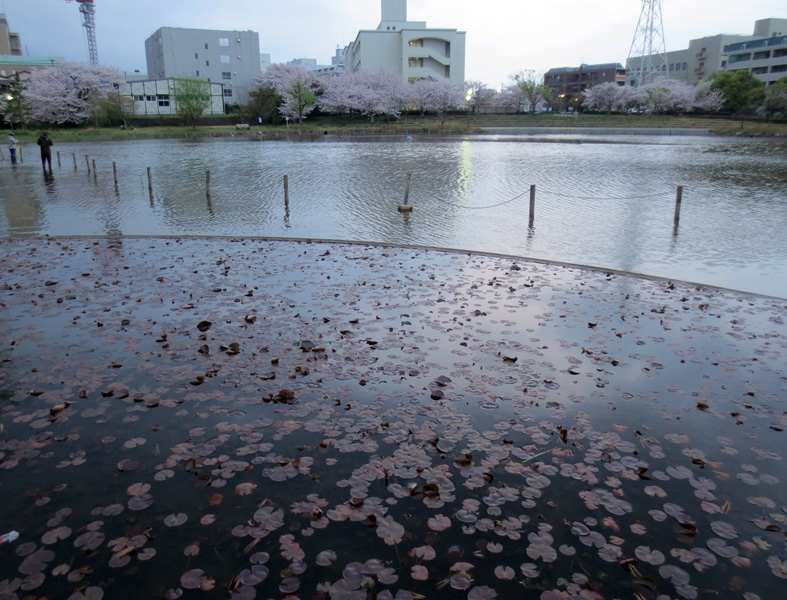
[344,0,466,84]
[145,27,261,104]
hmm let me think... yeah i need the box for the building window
[771,64,787,73]
[669,64,674,71]
[206,60,210,66]
[220,55,230,64]
[134,95,144,101]
[204,43,208,49]
[408,39,423,47]
[408,58,423,68]
[752,66,768,75]
[219,37,229,46]
[223,88,233,97]
[221,71,231,80]
[729,53,752,64]
[145,95,155,101]
[682,62,687,70]
[753,51,771,60]
[774,48,787,58]
[157,94,169,107]
[195,53,198,59]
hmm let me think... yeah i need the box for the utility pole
[626,0,667,87]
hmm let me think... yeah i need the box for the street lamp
[466,88,473,122]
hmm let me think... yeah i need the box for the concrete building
[626,18,787,86]
[723,24,787,85]
[0,13,22,56]
[0,14,63,93]
[145,27,261,105]
[288,58,319,70]
[314,48,346,77]
[260,53,271,73]
[545,63,626,108]
[344,0,466,84]
[118,79,225,116]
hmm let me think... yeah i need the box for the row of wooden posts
[397,172,686,228]
[13,153,685,228]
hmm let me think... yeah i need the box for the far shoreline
[5,113,786,144]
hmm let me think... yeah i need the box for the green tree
[710,70,766,114]
[172,78,212,128]
[1,73,31,129]
[763,77,787,119]
[282,79,317,124]
[95,91,133,127]
[245,86,282,125]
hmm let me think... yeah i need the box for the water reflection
[0,135,786,297]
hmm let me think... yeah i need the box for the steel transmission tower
[627,0,667,87]
[66,0,99,65]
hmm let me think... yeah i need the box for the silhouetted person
[37,131,53,175]
[7,132,18,164]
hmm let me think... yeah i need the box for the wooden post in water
[92,159,97,183]
[112,162,118,187]
[283,175,289,205]
[147,167,154,202]
[673,185,683,228]
[85,155,91,173]
[19,146,23,163]
[206,170,211,198]
[72,153,77,170]
[57,151,61,168]
[398,172,413,213]
[529,184,536,224]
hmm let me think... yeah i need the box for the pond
[1,238,786,600]
[0,133,786,298]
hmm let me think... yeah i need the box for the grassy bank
[7,113,787,143]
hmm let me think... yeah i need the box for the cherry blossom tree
[345,69,408,122]
[762,77,787,119]
[408,77,464,121]
[252,64,318,123]
[25,62,123,125]
[582,82,626,114]
[464,80,494,115]
[692,86,725,116]
[640,78,696,114]
[504,71,552,113]
[317,73,353,116]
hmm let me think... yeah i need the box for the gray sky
[3,0,786,88]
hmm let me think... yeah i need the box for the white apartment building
[145,27,261,105]
[344,0,466,84]
[626,18,787,86]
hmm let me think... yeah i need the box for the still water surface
[1,133,786,297]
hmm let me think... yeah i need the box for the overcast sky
[3,0,786,87]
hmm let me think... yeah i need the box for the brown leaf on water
[455,454,473,466]
[49,401,72,416]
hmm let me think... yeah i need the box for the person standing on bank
[37,131,53,175]
[7,132,18,164]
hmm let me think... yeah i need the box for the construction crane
[65,0,98,65]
